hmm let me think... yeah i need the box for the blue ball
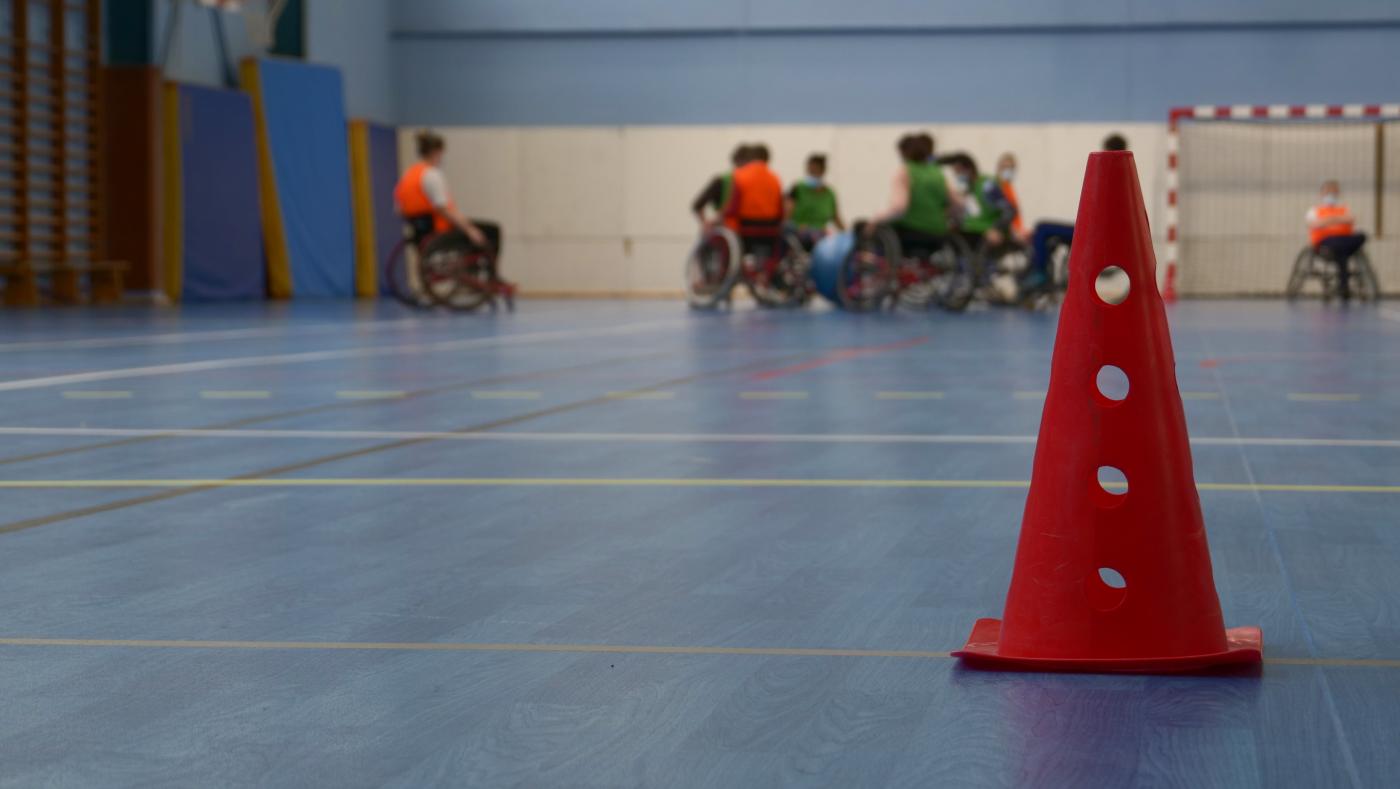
[810,231,854,306]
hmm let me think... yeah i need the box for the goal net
[1168,105,1400,297]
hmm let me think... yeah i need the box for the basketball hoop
[190,0,286,53]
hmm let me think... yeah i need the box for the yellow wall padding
[347,120,378,298]
[238,58,293,299]
[160,83,184,303]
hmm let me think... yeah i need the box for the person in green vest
[692,144,752,231]
[943,151,1017,251]
[862,132,958,252]
[785,153,844,249]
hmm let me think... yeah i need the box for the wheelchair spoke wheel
[420,234,493,312]
[839,230,897,311]
[748,232,812,308]
[686,229,741,310]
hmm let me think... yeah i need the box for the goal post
[1166,103,1400,297]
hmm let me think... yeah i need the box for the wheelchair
[1285,243,1380,302]
[1017,236,1072,310]
[966,235,1035,307]
[385,224,515,312]
[836,224,974,312]
[685,225,812,310]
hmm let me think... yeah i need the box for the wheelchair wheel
[686,228,742,310]
[928,234,976,313]
[747,231,812,309]
[1285,247,1314,301]
[839,226,898,311]
[385,239,433,309]
[980,243,1032,306]
[1351,251,1380,302]
[420,233,495,312]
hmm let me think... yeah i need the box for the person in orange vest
[1306,180,1366,300]
[994,153,1028,245]
[722,143,785,241]
[394,130,499,261]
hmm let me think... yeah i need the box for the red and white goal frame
[1163,102,1400,298]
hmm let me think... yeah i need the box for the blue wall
[391,0,1400,125]
[307,0,394,123]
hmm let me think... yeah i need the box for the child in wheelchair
[394,130,504,286]
[1305,180,1367,301]
[786,153,844,251]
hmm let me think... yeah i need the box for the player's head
[731,144,753,168]
[915,132,935,161]
[805,154,827,179]
[996,153,1017,180]
[898,133,930,163]
[947,152,979,184]
[416,130,445,164]
[750,143,771,163]
[1320,180,1342,204]
[1102,133,1128,152]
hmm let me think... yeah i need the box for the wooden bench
[1,260,128,306]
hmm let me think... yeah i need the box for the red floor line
[749,336,930,381]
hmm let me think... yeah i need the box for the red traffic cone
[953,152,1261,673]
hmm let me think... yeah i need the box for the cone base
[953,618,1263,674]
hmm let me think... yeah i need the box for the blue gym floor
[0,299,1397,787]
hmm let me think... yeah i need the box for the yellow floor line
[1,478,1398,493]
[60,390,132,400]
[876,391,944,400]
[470,390,542,400]
[605,391,675,400]
[0,637,1393,667]
[1287,393,1362,402]
[199,390,271,400]
[740,391,809,400]
[335,390,407,400]
[1013,390,1046,400]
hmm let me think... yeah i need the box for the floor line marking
[1287,393,1362,402]
[876,391,944,400]
[749,337,929,381]
[335,390,407,400]
[199,390,272,400]
[0,319,430,353]
[605,391,675,400]
[3,426,1400,449]
[2,478,1397,493]
[0,319,685,392]
[470,390,542,400]
[60,390,132,400]
[740,391,809,400]
[0,637,1394,667]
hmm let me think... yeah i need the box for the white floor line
[0,318,430,353]
[0,319,683,393]
[1,426,1398,449]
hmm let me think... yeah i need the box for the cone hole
[1097,466,1128,495]
[1095,266,1130,305]
[1087,567,1129,611]
[1096,365,1129,402]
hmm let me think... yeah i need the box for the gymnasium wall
[154,0,393,122]
[401,122,1165,296]
[390,1,1400,125]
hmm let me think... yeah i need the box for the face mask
[1322,194,1339,206]
[956,175,970,189]
[999,168,1015,183]
[804,176,823,188]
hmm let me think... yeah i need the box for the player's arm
[693,177,723,225]
[831,192,846,231]
[868,170,910,230]
[422,168,488,247]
